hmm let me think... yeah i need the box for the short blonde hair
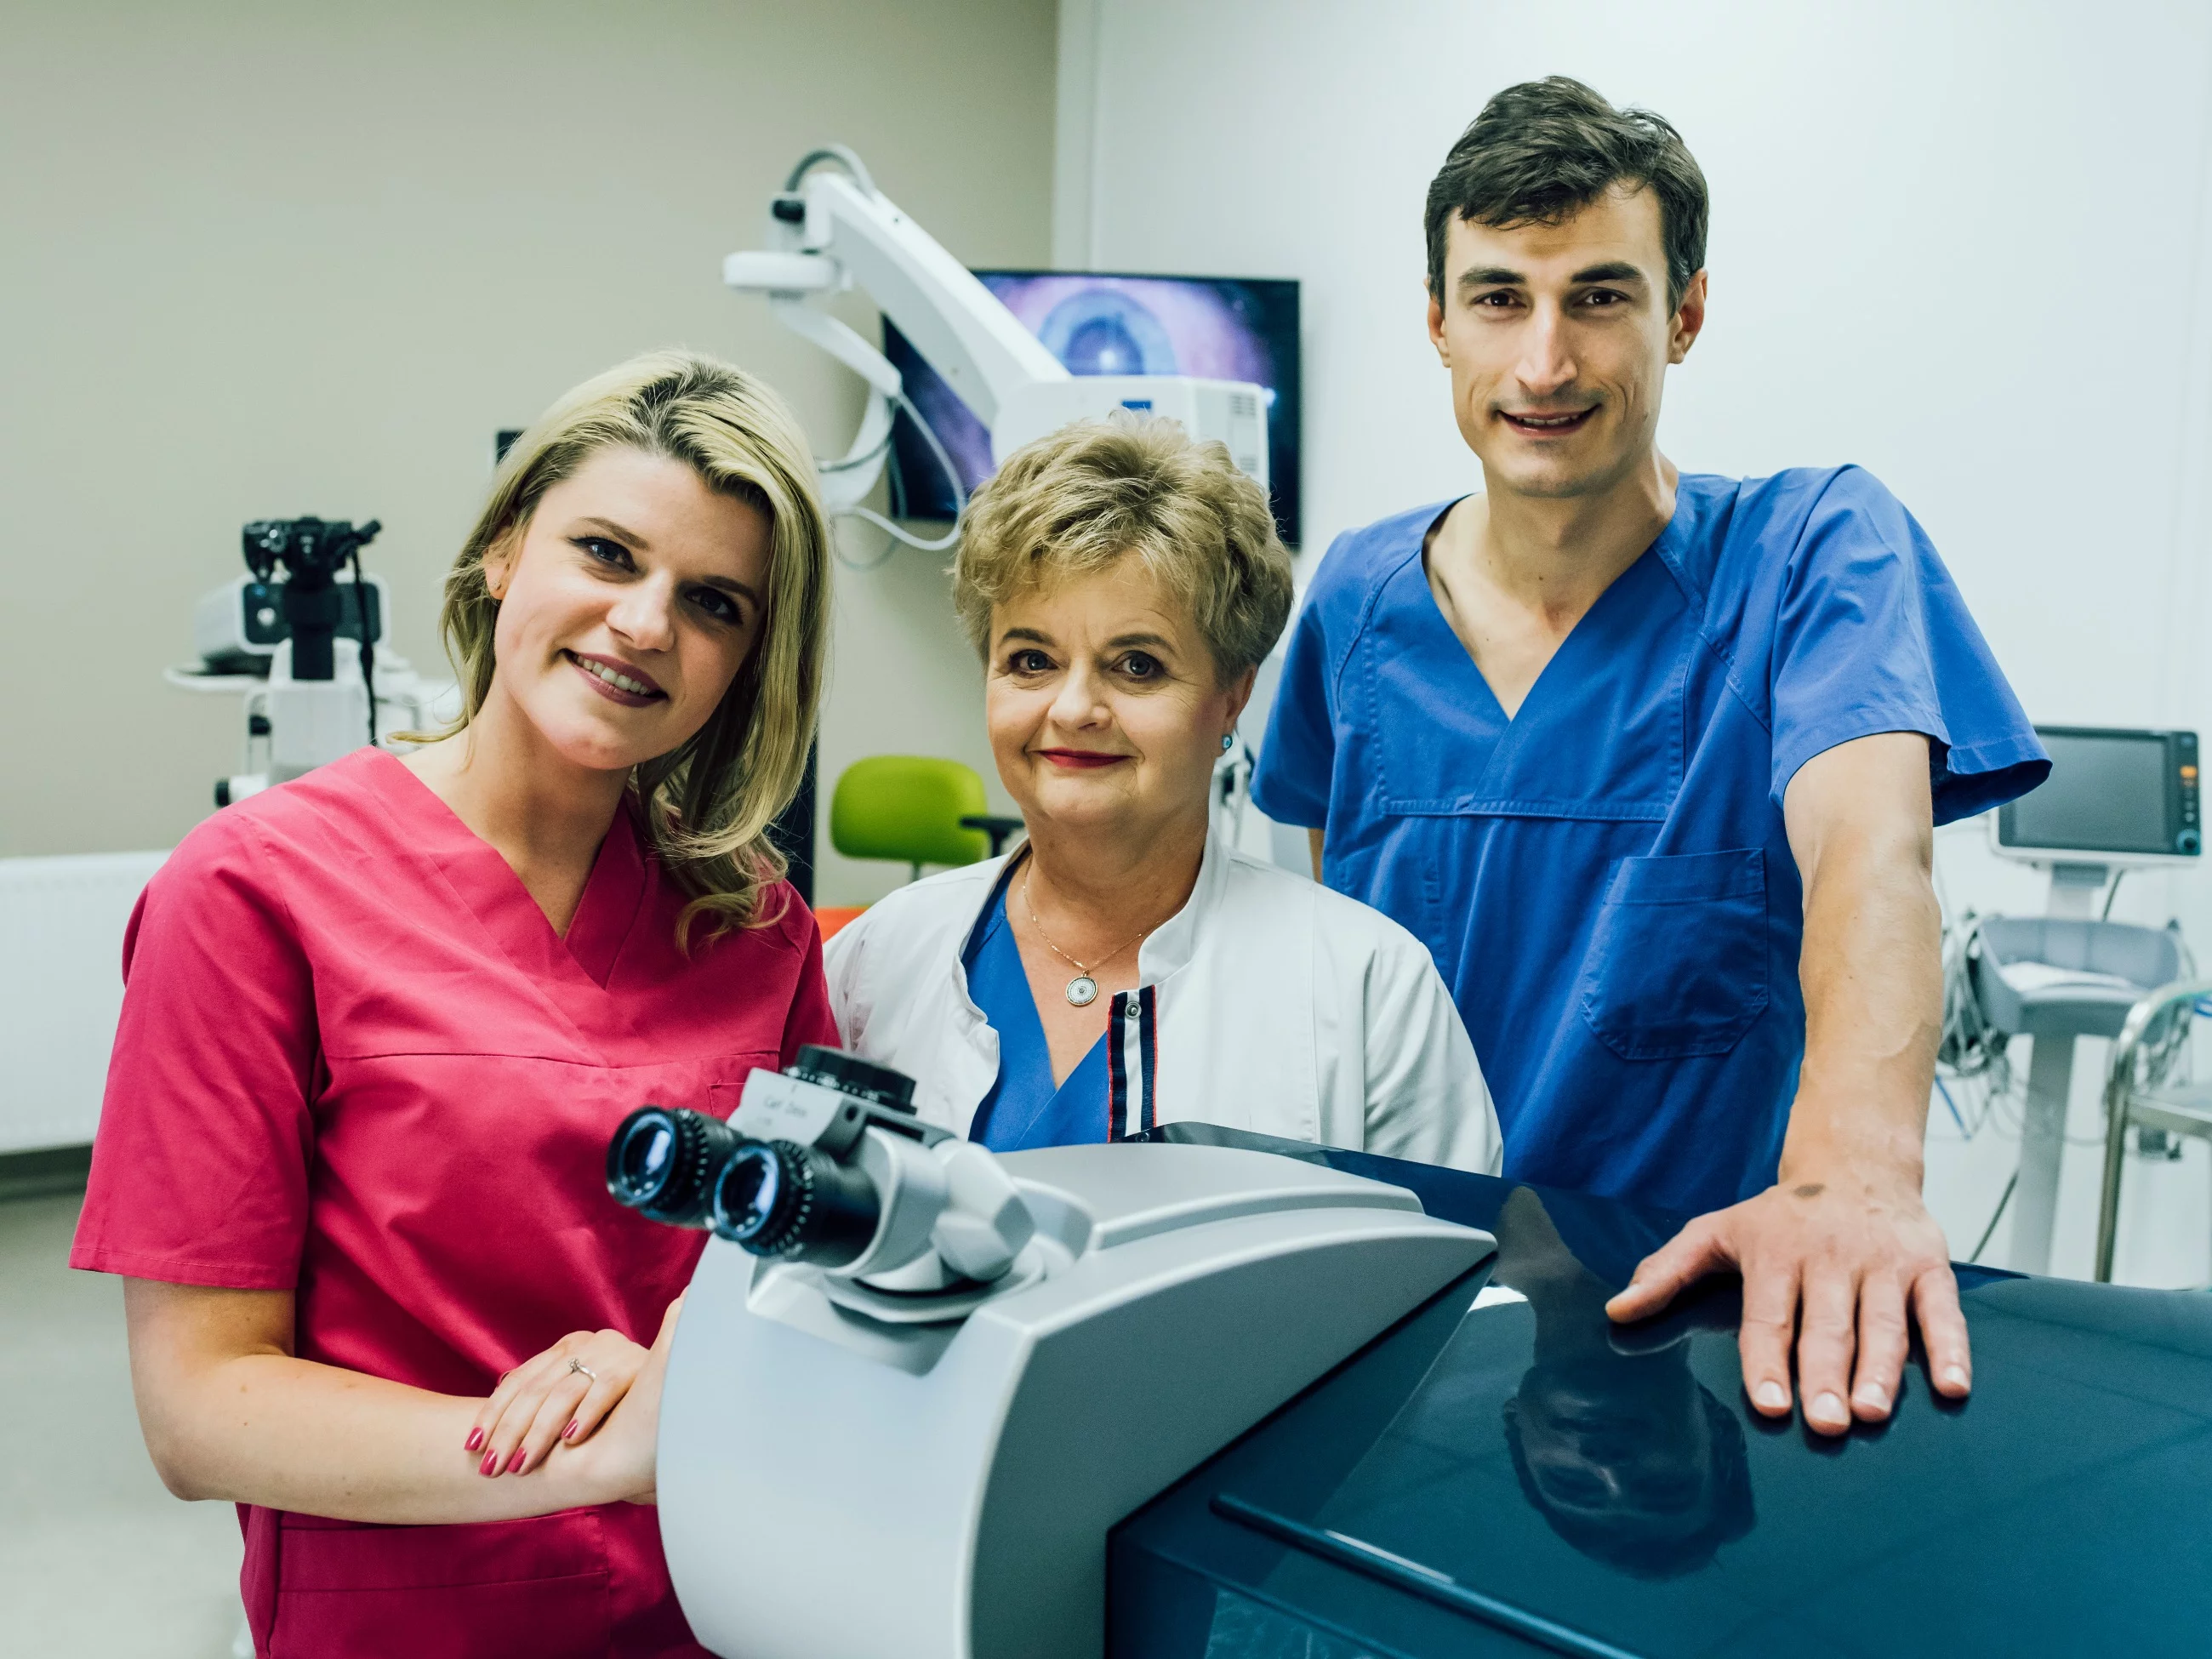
[437,350,830,942]
[953,415,1292,681]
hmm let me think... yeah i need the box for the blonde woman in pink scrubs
[72,352,835,1657]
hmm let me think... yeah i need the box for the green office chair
[830,756,1024,881]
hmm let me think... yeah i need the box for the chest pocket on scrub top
[1576,848,1769,1060]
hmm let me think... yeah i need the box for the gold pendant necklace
[1020,866,1148,1007]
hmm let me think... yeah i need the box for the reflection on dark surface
[1118,1122,2212,1659]
[1493,1187,1753,1576]
[1200,1590,1367,1659]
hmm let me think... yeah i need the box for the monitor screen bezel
[1991,724,2198,866]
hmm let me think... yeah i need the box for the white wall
[1066,0,2212,1276]
[0,0,1050,904]
[1063,0,2212,924]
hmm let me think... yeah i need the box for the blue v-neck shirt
[961,876,1112,1150]
[1251,467,2047,1213]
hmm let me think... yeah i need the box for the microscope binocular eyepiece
[236,515,385,691]
[605,1105,744,1228]
[606,1108,886,1267]
[606,1047,930,1268]
[710,1138,881,1267]
[241,516,383,585]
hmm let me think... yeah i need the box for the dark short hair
[1426,77,1708,312]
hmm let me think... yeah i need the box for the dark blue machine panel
[1114,1127,2212,1657]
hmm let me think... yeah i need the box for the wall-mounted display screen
[885,271,1302,546]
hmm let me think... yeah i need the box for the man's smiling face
[1427,183,1705,502]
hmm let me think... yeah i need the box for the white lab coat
[823,823,1501,1173]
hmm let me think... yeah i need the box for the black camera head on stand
[241,517,382,682]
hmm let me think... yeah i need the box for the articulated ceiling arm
[764,296,900,516]
[723,151,1067,519]
[722,146,1270,549]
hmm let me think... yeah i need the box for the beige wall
[0,0,1050,904]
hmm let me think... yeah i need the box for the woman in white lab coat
[826,416,1499,1172]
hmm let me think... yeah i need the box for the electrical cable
[784,145,876,196]
[820,407,906,572]
[818,425,897,474]
[773,143,940,571]
[1933,1075,1968,1137]
[349,542,379,745]
[1933,868,2207,1191]
[1937,913,2011,1102]
[846,506,962,553]
[835,390,968,562]
[2102,869,2127,920]
[1966,1170,2016,1264]
[770,147,966,565]
[830,524,899,573]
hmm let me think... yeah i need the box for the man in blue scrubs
[1252,78,2047,1437]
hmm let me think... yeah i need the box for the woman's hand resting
[467,1297,681,1491]
[579,1297,679,1506]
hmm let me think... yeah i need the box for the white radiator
[0,851,168,1154]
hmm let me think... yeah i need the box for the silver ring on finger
[567,1358,598,1382]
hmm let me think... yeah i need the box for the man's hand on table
[1605,1161,1970,1435]
[1613,731,1968,1435]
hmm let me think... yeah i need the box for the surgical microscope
[167,142,1256,816]
[607,1049,1497,1659]
[170,516,455,807]
[720,145,1270,533]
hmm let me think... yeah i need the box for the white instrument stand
[1975,864,2181,1274]
[2012,864,2107,1274]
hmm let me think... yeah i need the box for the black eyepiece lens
[711,1137,881,1268]
[713,1144,784,1243]
[617,1117,674,1192]
[605,1106,739,1228]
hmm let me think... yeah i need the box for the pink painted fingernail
[562,1420,579,1440]
[479,1451,499,1476]
[1753,1381,1788,1411]
[1811,1391,1846,1424]
[465,1428,484,1452]
[505,1447,527,1474]
[1854,1385,1890,1415]
[1941,1365,1970,1393]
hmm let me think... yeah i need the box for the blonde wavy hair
[436,350,830,943]
[953,414,1291,681]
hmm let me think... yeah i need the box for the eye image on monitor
[884,271,1303,546]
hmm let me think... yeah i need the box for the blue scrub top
[962,875,1113,1150]
[1251,467,2048,1214]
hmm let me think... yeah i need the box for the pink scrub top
[71,747,838,1658]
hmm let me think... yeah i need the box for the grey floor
[2,1189,243,1658]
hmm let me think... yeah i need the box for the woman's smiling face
[480,445,772,774]
[985,555,1251,842]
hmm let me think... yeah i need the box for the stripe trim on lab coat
[1107,986,1159,1141]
